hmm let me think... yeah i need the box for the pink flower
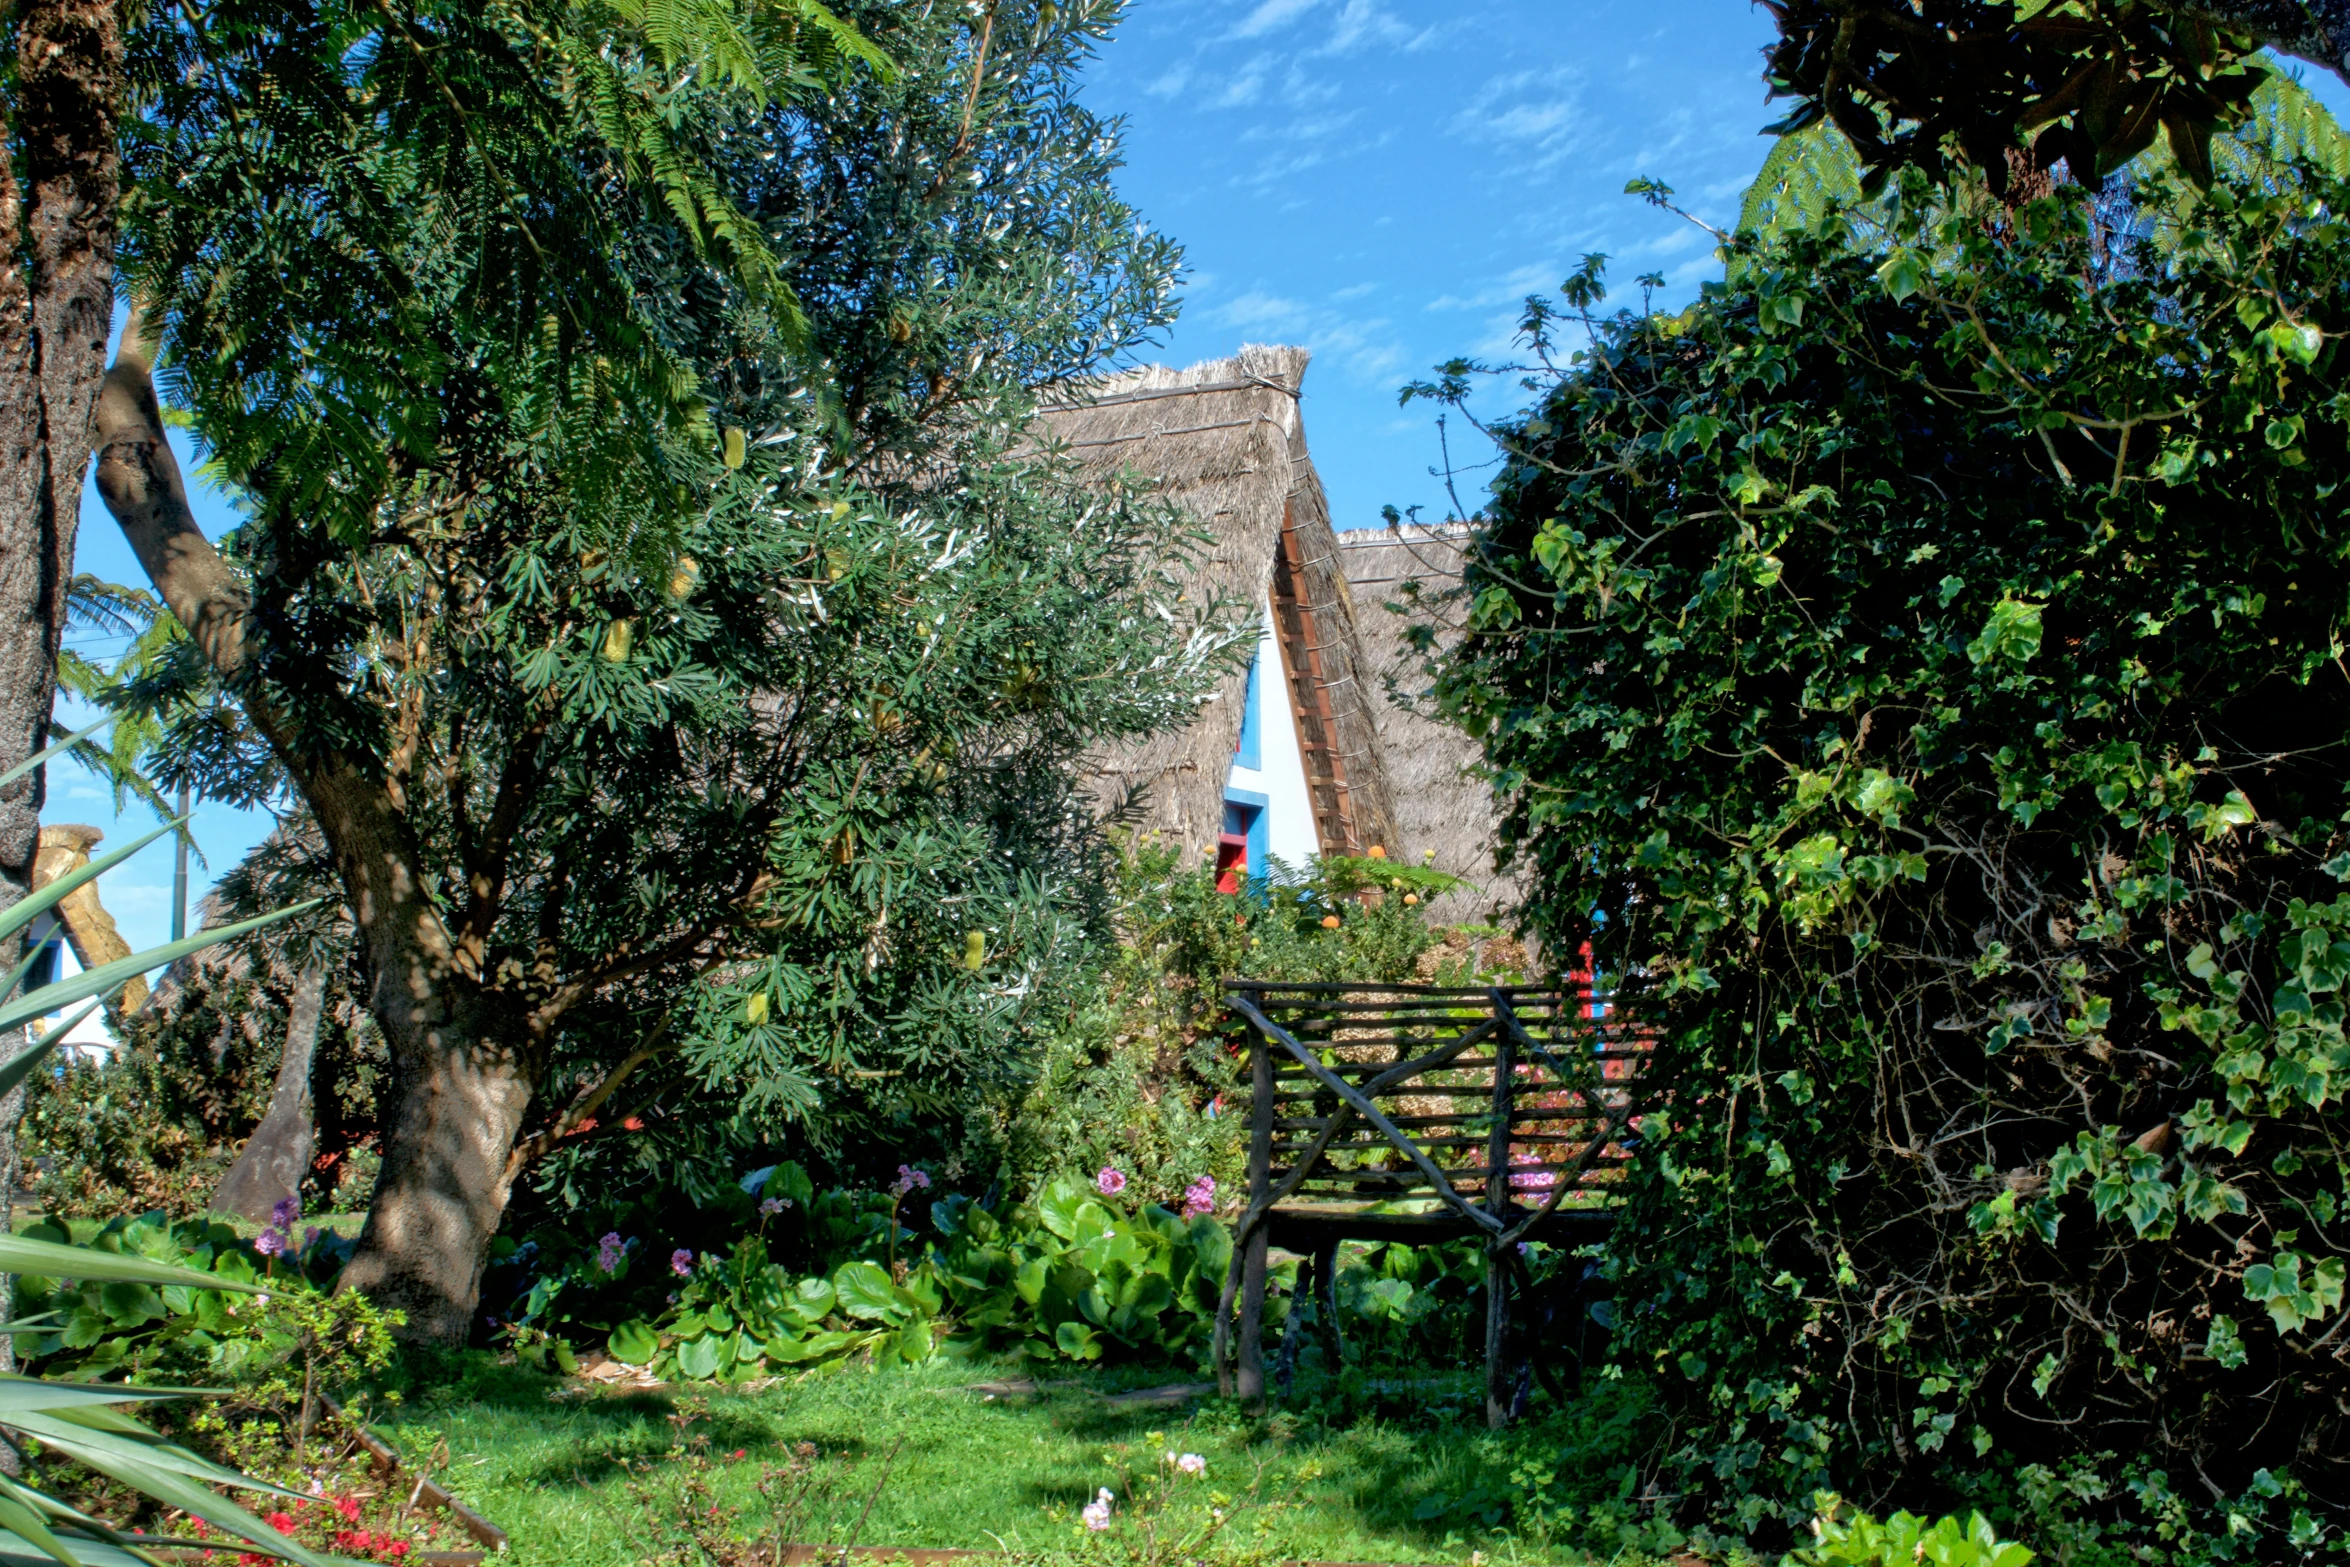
[890,1165,931,1197]
[1179,1175,1216,1219]
[760,1197,788,1216]
[1096,1167,1127,1196]
[1081,1488,1114,1531]
[1176,1453,1205,1476]
[670,1248,694,1277]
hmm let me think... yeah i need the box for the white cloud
[1232,0,1319,39]
[1146,64,1192,98]
[1322,0,1434,53]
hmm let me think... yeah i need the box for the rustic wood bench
[1212,980,1652,1428]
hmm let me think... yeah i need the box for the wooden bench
[1211,981,1652,1427]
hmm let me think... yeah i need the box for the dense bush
[20,956,384,1220]
[1417,152,2350,1550]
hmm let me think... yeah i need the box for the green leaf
[674,1333,723,1380]
[832,1261,902,1322]
[1875,249,1925,300]
[607,1319,659,1366]
[1966,598,2044,667]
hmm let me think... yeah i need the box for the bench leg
[1315,1240,1344,1367]
[1484,1242,1511,1429]
[1237,1219,1269,1409]
[1275,1250,1314,1400]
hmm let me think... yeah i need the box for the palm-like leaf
[0,781,334,1567]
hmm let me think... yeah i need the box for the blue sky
[1083,0,1791,532]
[50,6,2350,955]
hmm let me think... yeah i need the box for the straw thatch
[1333,522,1523,927]
[1045,346,1398,864]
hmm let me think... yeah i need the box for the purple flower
[596,1233,627,1274]
[889,1164,931,1198]
[1096,1166,1127,1197]
[759,1197,788,1216]
[253,1229,287,1258]
[1179,1176,1216,1220]
[669,1247,693,1277]
[302,1226,321,1248]
[270,1196,300,1229]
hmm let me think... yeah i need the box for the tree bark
[210,964,326,1226]
[92,319,538,1343]
[0,0,122,930]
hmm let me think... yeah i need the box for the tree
[1411,139,2350,1541]
[0,0,123,1061]
[96,0,1220,1339]
[1761,0,2332,195]
[0,0,877,931]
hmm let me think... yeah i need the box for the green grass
[371,1355,1619,1567]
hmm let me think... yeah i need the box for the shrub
[1418,153,2350,1545]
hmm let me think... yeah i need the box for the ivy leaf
[1876,248,1926,301]
[1966,598,2044,666]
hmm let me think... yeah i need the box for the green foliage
[1761,0,2267,194]
[121,0,1222,1222]
[22,946,387,1221]
[1412,144,2350,1541]
[1794,1500,2032,1567]
[0,782,335,1567]
[544,1178,1231,1381]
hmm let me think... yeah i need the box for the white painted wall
[28,922,122,1061]
[1223,595,1321,874]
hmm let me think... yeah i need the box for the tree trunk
[0,0,123,926]
[337,1005,533,1343]
[210,964,325,1225]
[92,322,539,1343]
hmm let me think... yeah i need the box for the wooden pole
[1484,1001,1517,1429]
[1238,994,1274,1408]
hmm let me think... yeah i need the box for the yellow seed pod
[722,426,747,469]
[1404,893,1420,906]
[831,829,854,865]
[826,548,848,581]
[745,992,769,1025]
[667,554,701,601]
[601,619,635,662]
[831,500,850,520]
[964,930,986,970]
[1320,915,1341,930]
[888,310,914,345]
[1367,844,1386,860]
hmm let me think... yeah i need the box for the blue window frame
[1234,654,1262,770]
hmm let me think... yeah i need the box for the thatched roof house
[1045,348,1517,924]
[1332,522,1524,925]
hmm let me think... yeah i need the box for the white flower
[1177,1453,1205,1476]
[1081,1488,1114,1532]
[255,1293,271,1307]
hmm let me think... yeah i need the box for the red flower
[621,1116,644,1131]
[731,1449,747,1460]
[385,1543,411,1558]
[335,1497,362,1524]
[264,1513,298,1535]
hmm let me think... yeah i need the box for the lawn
[370,1355,1605,1567]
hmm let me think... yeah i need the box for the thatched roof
[1044,347,1398,865]
[1332,523,1523,926]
